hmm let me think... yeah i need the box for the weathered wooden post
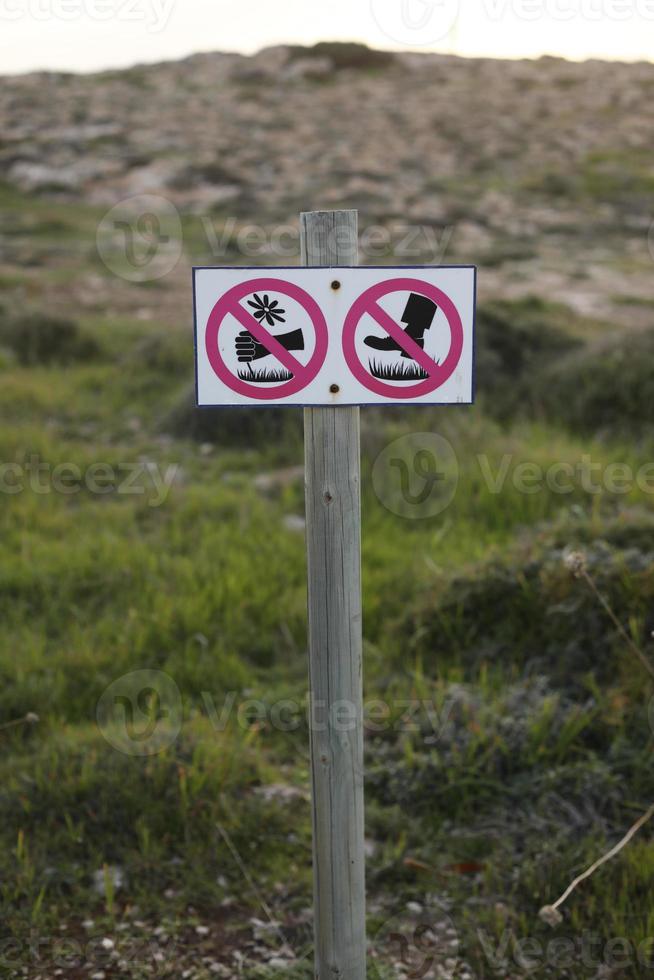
[301,209,366,979]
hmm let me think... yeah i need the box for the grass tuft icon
[237,367,294,383]
[368,359,430,381]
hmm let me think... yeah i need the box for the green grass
[521,149,654,210]
[2,193,654,976]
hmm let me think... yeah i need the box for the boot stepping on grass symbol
[364,292,437,359]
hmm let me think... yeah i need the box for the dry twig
[540,801,654,926]
[0,712,39,733]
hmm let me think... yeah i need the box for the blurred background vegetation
[1,41,654,979]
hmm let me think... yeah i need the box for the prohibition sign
[342,277,464,399]
[205,277,328,400]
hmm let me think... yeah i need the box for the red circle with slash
[205,277,328,400]
[342,278,464,399]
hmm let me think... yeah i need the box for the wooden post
[301,210,366,980]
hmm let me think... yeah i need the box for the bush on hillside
[531,327,654,435]
[0,307,99,366]
[287,42,396,72]
[403,532,654,686]
[161,382,302,447]
[475,296,581,419]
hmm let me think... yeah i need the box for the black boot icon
[364,293,437,359]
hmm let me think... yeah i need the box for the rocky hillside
[1,42,653,322]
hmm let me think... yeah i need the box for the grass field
[1,178,654,978]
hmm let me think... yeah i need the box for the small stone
[92,865,124,895]
[282,514,305,533]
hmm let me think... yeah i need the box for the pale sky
[1,0,653,74]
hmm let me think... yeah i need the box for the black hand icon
[235,331,267,362]
[235,328,305,363]
[364,293,437,359]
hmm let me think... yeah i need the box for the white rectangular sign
[193,266,476,407]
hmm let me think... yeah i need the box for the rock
[48,122,123,143]
[283,57,333,81]
[282,514,305,533]
[253,465,304,493]
[8,157,121,191]
[124,160,185,194]
[8,162,77,192]
[254,783,308,803]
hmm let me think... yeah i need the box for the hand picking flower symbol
[247,293,286,327]
[236,293,304,382]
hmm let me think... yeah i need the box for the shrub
[475,296,581,419]
[0,308,99,366]
[532,327,654,435]
[160,382,302,447]
[286,42,396,72]
[403,533,654,686]
[129,329,190,375]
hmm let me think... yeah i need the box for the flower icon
[247,293,286,327]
